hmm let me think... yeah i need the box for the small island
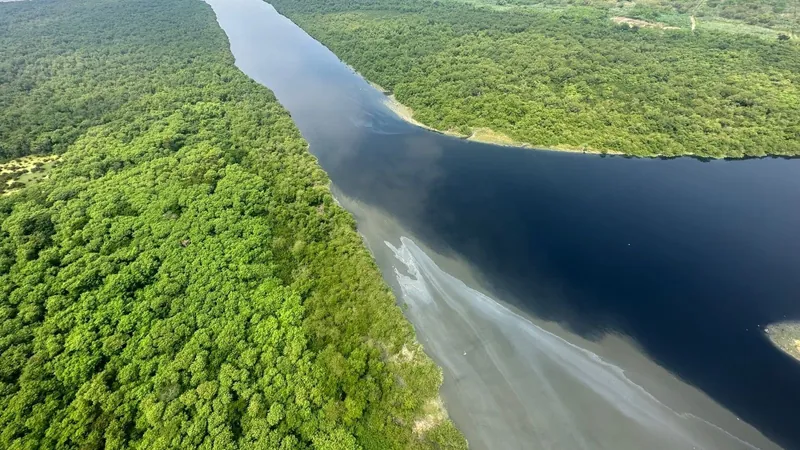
[765,322,800,361]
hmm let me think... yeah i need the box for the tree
[0,0,465,448]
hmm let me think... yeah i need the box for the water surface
[207,0,800,448]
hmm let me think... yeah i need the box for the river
[206,0,800,448]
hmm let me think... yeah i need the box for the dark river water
[208,0,800,448]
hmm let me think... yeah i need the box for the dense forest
[0,0,465,448]
[463,0,800,32]
[270,0,800,157]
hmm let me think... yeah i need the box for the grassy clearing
[697,18,796,41]
[449,0,798,41]
[0,154,59,195]
[468,127,524,146]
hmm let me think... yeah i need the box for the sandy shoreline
[363,72,734,159]
[379,88,625,155]
[360,69,618,154]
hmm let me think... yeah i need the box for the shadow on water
[208,0,800,447]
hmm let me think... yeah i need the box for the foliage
[449,0,800,32]
[0,0,465,448]
[632,0,799,31]
[270,0,800,157]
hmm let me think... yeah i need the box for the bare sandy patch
[612,16,681,30]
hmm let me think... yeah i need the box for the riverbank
[766,322,800,361]
[209,1,800,447]
[381,90,625,155]
[361,60,625,156]
[269,0,800,159]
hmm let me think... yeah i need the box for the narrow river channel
[206,0,800,448]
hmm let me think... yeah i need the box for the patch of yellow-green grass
[468,127,525,146]
[456,0,797,41]
[690,17,796,41]
[444,0,574,13]
[546,143,625,155]
[413,397,448,436]
[0,154,60,196]
[444,0,522,11]
[468,128,627,155]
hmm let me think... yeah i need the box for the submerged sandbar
[766,322,800,361]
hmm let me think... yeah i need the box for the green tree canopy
[0,0,466,448]
[270,0,800,158]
